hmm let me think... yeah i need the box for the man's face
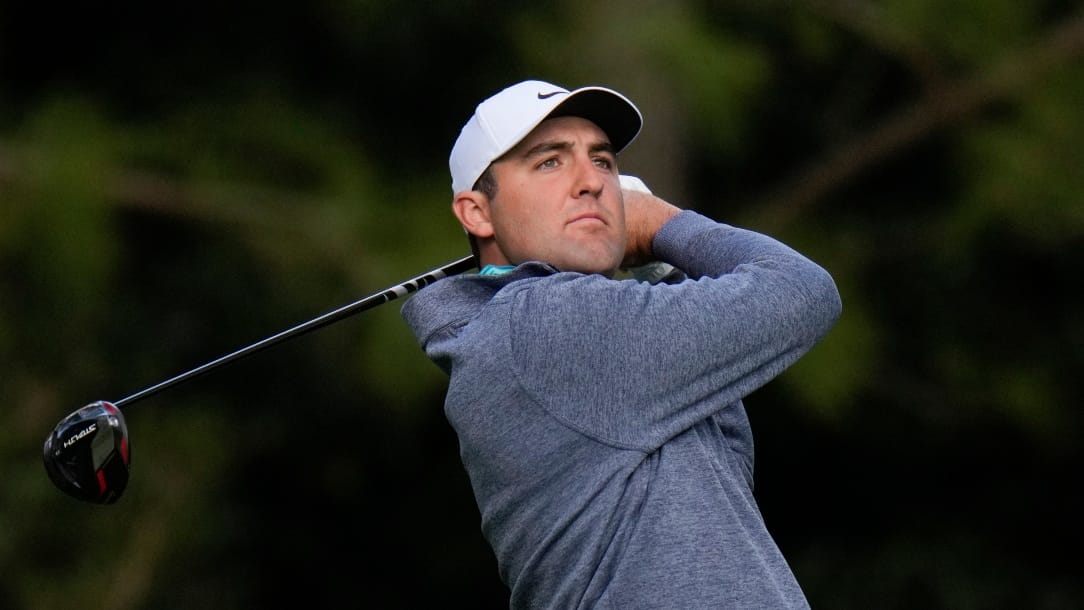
[485,116,626,276]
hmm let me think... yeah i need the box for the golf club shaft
[113,255,476,409]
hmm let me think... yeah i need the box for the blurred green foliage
[2,1,1081,608]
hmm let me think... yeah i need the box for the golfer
[402,80,841,609]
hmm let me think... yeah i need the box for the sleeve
[508,210,842,451]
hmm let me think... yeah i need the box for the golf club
[43,254,477,504]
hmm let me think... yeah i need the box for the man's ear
[452,191,495,239]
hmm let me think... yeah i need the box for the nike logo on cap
[537,91,565,99]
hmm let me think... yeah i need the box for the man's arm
[508,196,841,449]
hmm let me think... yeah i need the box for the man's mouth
[567,213,605,226]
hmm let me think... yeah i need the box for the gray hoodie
[402,210,842,609]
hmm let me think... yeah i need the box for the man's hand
[621,176,682,269]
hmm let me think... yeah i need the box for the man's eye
[594,157,614,170]
[538,158,559,169]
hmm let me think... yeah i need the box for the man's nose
[573,155,604,198]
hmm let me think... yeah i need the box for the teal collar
[479,264,516,276]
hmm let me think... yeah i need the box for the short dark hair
[473,165,498,199]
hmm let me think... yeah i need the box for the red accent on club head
[97,469,108,495]
[120,437,130,463]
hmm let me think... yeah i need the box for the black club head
[43,401,130,504]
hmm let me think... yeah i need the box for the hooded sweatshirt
[401,210,841,609]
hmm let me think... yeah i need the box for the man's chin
[556,253,622,276]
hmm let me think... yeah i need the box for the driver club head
[43,401,130,504]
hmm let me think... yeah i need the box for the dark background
[2,1,1082,608]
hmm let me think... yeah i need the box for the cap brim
[546,87,642,153]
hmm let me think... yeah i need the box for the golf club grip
[113,254,477,409]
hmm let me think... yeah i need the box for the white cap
[449,80,643,194]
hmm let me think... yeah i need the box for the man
[401,80,841,609]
